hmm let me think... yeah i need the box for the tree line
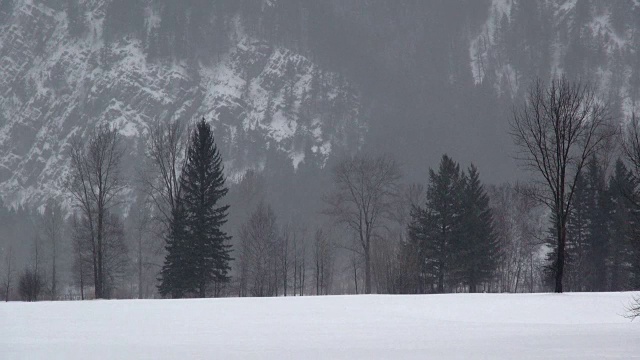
[2,77,640,300]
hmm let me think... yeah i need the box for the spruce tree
[180,118,232,297]
[158,118,232,298]
[158,202,189,298]
[409,155,466,293]
[458,164,499,293]
[607,159,636,290]
[584,156,608,291]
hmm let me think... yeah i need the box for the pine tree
[458,164,499,293]
[180,118,232,297]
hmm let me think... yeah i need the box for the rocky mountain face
[0,0,364,208]
[471,0,640,111]
[1,0,639,209]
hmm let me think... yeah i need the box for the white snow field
[2,293,639,359]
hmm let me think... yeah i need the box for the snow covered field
[2,292,639,359]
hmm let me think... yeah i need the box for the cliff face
[1,0,639,208]
[0,0,364,207]
[471,0,640,111]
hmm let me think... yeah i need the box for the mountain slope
[2,0,640,208]
[0,0,364,207]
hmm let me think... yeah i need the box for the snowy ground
[2,292,639,359]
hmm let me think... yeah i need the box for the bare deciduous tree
[383,183,425,294]
[125,187,164,299]
[71,210,129,299]
[71,212,92,300]
[291,225,307,296]
[510,77,615,293]
[42,198,64,299]
[2,244,15,301]
[68,125,126,299]
[281,223,292,296]
[325,154,401,294]
[489,183,546,293]
[238,202,281,297]
[623,114,640,186]
[313,229,334,295]
[142,119,187,227]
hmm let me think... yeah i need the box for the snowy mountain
[471,0,640,113]
[1,0,639,208]
[0,0,364,208]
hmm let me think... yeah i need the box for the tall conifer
[458,164,499,293]
[158,118,232,298]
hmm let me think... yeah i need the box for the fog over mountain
[1,0,639,210]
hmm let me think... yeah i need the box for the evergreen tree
[409,155,466,293]
[607,159,636,290]
[158,118,232,298]
[180,118,232,297]
[584,156,609,291]
[158,202,189,298]
[458,164,499,293]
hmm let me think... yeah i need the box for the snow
[2,292,639,359]
[290,151,305,169]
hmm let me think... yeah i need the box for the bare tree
[313,229,334,295]
[382,183,425,294]
[126,189,161,299]
[2,244,15,301]
[142,119,187,228]
[290,225,307,296]
[489,183,547,293]
[281,223,292,296]
[348,252,361,294]
[71,212,92,300]
[238,202,280,297]
[325,154,401,294]
[42,198,64,299]
[68,125,126,299]
[32,233,42,290]
[622,114,640,187]
[101,213,129,298]
[510,77,615,293]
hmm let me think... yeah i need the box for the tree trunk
[300,261,305,296]
[96,211,104,299]
[555,220,566,293]
[80,262,85,300]
[4,249,12,302]
[514,265,521,293]
[293,256,297,297]
[353,262,358,295]
[364,249,371,294]
[51,242,57,300]
[199,277,206,298]
[138,238,143,299]
[529,254,534,293]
